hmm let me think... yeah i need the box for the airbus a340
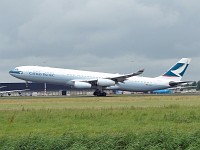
[9,58,191,96]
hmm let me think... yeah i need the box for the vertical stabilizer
[156,58,191,81]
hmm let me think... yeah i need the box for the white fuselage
[9,66,171,92]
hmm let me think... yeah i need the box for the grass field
[1,95,200,149]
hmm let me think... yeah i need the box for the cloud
[0,0,199,82]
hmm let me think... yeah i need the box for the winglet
[133,68,144,76]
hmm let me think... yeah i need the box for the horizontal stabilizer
[169,81,194,87]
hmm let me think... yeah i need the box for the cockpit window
[9,68,23,74]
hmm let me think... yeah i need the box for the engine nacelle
[74,82,91,88]
[97,79,115,86]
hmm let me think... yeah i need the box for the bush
[1,131,200,150]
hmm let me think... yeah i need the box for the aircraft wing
[67,69,144,89]
[70,69,144,87]
[84,68,144,83]
[107,69,144,82]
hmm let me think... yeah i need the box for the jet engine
[97,79,115,86]
[74,82,92,88]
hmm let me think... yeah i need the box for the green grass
[1,95,200,149]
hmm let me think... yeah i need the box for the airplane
[9,58,191,96]
[0,85,29,97]
[0,86,7,89]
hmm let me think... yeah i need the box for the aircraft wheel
[102,92,107,96]
[93,91,97,96]
[93,90,107,96]
[93,90,100,96]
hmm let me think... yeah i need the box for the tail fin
[156,58,191,81]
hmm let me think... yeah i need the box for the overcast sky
[0,0,200,82]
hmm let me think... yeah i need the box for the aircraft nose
[9,69,23,75]
[9,69,15,75]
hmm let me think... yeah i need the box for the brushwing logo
[164,62,189,77]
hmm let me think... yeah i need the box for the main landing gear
[93,89,107,96]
